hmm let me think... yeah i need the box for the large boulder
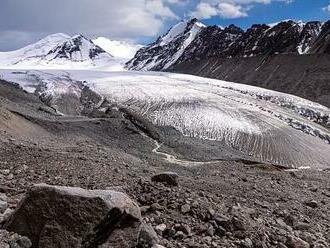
[0,229,32,248]
[3,184,142,248]
[151,172,179,186]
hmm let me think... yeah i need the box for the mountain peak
[0,33,115,69]
[157,19,205,47]
[47,34,111,61]
[126,18,205,70]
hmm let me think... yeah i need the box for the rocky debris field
[0,145,329,248]
[0,80,329,247]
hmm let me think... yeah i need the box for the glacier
[0,69,329,169]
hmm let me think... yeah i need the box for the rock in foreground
[0,229,32,248]
[3,184,142,248]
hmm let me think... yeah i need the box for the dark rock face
[176,24,244,62]
[4,184,142,248]
[172,54,330,108]
[308,21,330,54]
[48,35,108,61]
[151,172,179,186]
[127,19,330,107]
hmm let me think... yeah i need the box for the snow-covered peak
[126,19,205,71]
[159,19,205,46]
[47,34,111,61]
[93,37,143,59]
[0,33,125,70]
[159,20,188,46]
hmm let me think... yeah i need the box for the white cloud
[191,2,247,19]
[204,0,292,4]
[323,4,330,13]
[217,2,248,18]
[163,0,187,4]
[0,0,179,49]
[146,0,178,19]
[191,0,293,19]
[192,3,218,19]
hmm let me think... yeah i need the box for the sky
[1,0,330,51]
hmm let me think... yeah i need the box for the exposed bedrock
[171,54,330,108]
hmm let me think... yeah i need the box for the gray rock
[295,222,311,231]
[312,240,328,248]
[215,226,226,237]
[232,217,247,231]
[0,229,32,248]
[9,235,32,248]
[181,204,191,214]
[155,224,167,234]
[151,172,179,186]
[6,174,14,180]
[0,193,8,213]
[152,245,166,248]
[276,218,293,232]
[1,170,10,176]
[138,222,159,247]
[304,200,318,209]
[1,208,14,223]
[150,203,163,212]
[286,235,310,248]
[4,184,141,248]
[174,231,185,240]
[240,238,253,248]
[207,225,215,236]
[174,224,191,235]
[299,232,314,245]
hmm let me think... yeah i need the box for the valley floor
[0,80,329,247]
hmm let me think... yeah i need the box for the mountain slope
[126,19,330,107]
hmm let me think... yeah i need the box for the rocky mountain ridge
[127,18,329,71]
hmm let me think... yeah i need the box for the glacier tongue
[0,69,329,169]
